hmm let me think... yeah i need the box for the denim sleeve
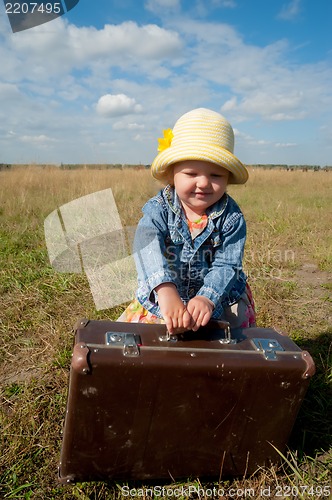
[197,212,246,313]
[133,199,176,311]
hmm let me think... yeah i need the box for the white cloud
[236,91,307,121]
[2,19,182,82]
[0,82,21,99]
[20,134,59,148]
[96,94,143,117]
[277,0,302,20]
[211,0,237,6]
[233,129,271,148]
[113,122,145,130]
[145,0,180,14]
[275,142,297,148]
[194,0,237,17]
[221,97,238,112]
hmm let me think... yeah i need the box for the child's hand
[155,283,193,335]
[186,296,214,331]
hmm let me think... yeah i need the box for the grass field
[0,166,331,499]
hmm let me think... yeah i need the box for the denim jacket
[134,185,247,319]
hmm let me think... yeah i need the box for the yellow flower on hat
[157,128,174,152]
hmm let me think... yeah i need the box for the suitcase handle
[160,320,235,344]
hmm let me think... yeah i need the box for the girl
[118,108,256,334]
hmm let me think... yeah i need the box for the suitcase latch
[252,338,284,360]
[218,324,237,344]
[106,332,141,357]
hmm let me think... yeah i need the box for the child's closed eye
[211,171,228,178]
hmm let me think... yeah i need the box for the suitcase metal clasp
[252,338,284,360]
[105,332,141,357]
[219,324,237,344]
[159,330,178,342]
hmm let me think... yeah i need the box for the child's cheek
[166,169,175,186]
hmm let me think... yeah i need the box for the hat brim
[151,144,248,184]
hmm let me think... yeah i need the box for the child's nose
[197,176,210,188]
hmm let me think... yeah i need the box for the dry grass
[0,166,331,499]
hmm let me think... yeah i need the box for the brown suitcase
[58,320,315,483]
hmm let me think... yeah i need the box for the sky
[0,0,331,166]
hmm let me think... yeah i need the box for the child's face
[172,160,229,217]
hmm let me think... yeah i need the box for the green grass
[0,166,331,499]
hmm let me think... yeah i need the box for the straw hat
[151,108,248,184]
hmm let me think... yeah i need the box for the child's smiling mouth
[193,191,213,197]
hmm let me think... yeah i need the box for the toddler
[118,108,256,334]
